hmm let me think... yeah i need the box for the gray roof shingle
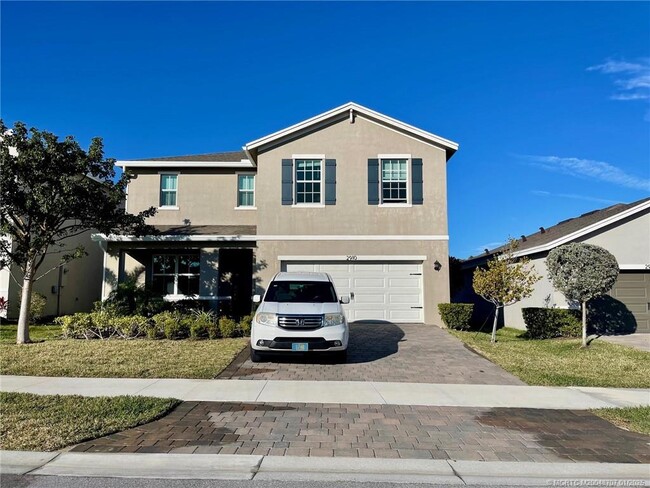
[134,150,247,162]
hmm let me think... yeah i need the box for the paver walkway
[71,401,650,463]
[219,323,523,384]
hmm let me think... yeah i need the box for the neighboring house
[458,198,650,334]
[0,231,104,320]
[93,102,459,324]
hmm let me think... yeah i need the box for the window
[237,174,255,207]
[295,159,322,204]
[381,158,408,203]
[152,253,200,296]
[160,174,178,207]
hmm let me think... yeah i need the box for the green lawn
[592,406,650,435]
[0,325,248,379]
[0,391,179,451]
[0,324,62,342]
[449,327,650,388]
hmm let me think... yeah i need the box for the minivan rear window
[264,281,338,303]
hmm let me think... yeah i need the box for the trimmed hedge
[522,307,581,339]
[438,303,474,330]
[56,309,253,341]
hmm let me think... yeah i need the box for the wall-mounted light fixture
[434,260,442,271]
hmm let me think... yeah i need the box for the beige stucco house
[93,102,459,325]
[0,230,104,320]
[459,198,650,334]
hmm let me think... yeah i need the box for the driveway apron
[71,401,650,463]
[219,323,523,385]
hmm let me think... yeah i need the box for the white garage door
[281,261,424,323]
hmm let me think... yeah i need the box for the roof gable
[243,102,459,163]
[465,197,650,263]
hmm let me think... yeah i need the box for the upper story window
[295,159,322,204]
[152,253,200,296]
[368,155,422,206]
[381,158,408,204]
[159,173,178,208]
[237,174,255,207]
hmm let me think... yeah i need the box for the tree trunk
[17,261,35,344]
[491,306,500,343]
[581,300,588,348]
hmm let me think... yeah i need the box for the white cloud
[475,242,503,252]
[531,190,618,205]
[526,155,650,192]
[588,58,650,104]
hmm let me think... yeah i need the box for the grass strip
[0,391,179,451]
[449,327,650,388]
[592,406,650,435]
[1,325,248,379]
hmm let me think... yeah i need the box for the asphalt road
[1,475,550,488]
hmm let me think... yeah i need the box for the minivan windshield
[264,281,338,303]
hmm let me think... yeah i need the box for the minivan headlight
[324,313,345,327]
[255,312,278,326]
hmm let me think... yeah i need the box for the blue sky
[2,2,649,258]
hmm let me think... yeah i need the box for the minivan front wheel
[250,347,264,363]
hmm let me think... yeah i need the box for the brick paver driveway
[73,401,650,463]
[219,323,523,384]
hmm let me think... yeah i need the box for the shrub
[151,311,189,340]
[437,303,474,330]
[25,292,47,323]
[111,315,149,339]
[56,313,94,339]
[189,310,216,340]
[238,313,254,337]
[522,307,582,339]
[218,317,238,338]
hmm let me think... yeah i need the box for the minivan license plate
[292,343,309,352]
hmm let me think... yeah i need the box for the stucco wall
[7,229,103,319]
[256,115,448,236]
[126,169,257,227]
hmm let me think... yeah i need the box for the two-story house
[94,103,458,325]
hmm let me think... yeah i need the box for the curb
[2,451,649,484]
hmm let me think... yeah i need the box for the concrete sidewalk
[1,375,649,409]
[2,451,649,485]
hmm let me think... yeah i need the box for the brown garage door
[609,271,650,333]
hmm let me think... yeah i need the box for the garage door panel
[318,264,353,273]
[389,294,421,304]
[280,259,424,323]
[354,294,386,304]
[389,278,421,288]
[352,264,384,273]
[354,277,386,287]
[616,288,647,298]
[389,310,422,321]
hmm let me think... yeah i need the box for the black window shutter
[325,159,336,205]
[368,159,379,205]
[281,159,293,205]
[411,158,423,205]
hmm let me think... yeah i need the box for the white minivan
[250,272,350,362]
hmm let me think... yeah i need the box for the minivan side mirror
[339,295,350,304]
[252,294,261,303]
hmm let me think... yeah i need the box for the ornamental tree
[473,238,541,343]
[0,120,156,344]
[546,243,619,347]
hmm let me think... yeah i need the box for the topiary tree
[473,238,541,343]
[546,243,619,348]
